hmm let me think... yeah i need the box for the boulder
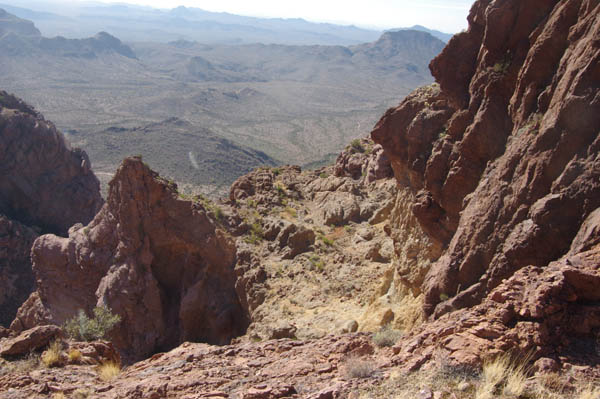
[0,325,61,357]
[281,226,315,259]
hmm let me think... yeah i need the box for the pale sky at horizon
[68,0,473,33]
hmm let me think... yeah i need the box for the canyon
[1,0,599,398]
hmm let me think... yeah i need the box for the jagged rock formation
[12,157,247,363]
[373,0,600,368]
[0,90,103,236]
[2,0,599,395]
[0,91,102,327]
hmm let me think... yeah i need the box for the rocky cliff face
[373,0,599,317]
[12,157,247,363]
[373,0,599,367]
[0,90,103,236]
[0,91,102,327]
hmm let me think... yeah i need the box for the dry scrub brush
[97,361,121,381]
[41,340,63,368]
[343,357,376,379]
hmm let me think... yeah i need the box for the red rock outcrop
[0,91,102,327]
[12,157,248,363]
[393,208,600,371]
[372,0,600,320]
[0,90,103,236]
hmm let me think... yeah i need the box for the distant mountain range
[390,25,454,43]
[0,7,446,195]
[0,1,454,45]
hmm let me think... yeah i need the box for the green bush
[64,306,121,341]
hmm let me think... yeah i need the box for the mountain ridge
[0,9,444,194]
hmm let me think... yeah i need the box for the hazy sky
[79,0,473,33]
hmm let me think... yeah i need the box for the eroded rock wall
[12,157,247,363]
[373,0,600,319]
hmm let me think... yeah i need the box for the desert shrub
[243,215,264,245]
[319,172,328,179]
[194,194,224,222]
[64,306,121,341]
[97,361,120,381]
[344,357,375,379]
[372,327,403,348]
[213,206,223,221]
[350,139,364,153]
[492,60,510,74]
[41,340,63,367]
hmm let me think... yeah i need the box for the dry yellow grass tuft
[475,353,533,399]
[68,348,82,363]
[41,340,63,368]
[51,393,67,399]
[97,361,121,381]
